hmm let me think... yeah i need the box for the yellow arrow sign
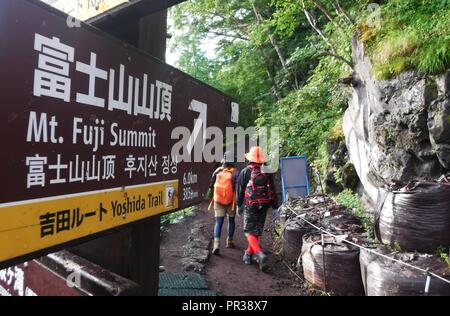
[0,180,178,263]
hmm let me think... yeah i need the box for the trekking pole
[208,198,214,211]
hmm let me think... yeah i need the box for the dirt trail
[160,202,306,296]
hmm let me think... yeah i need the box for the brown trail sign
[0,0,237,270]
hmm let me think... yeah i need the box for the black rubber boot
[242,251,252,265]
[254,251,268,272]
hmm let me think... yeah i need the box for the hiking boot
[242,251,252,265]
[226,238,235,248]
[212,240,220,255]
[254,251,268,272]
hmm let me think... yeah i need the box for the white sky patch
[166,37,218,67]
[166,47,181,66]
[201,36,219,59]
[166,13,180,66]
[166,13,219,66]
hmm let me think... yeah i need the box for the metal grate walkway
[159,272,217,296]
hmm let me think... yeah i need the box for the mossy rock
[341,162,359,190]
[425,78,439,104]
[324,170,344,194]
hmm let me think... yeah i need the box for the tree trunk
[311,0,335,24]
[266,69,282,100]
[333,0,354,24]
[260,48,283,100]
[301,0,353,68]
[310,0,345,31]
[251,1,299,90]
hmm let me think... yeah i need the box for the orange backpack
[214,167,235,205]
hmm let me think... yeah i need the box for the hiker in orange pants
[236,146,279,272]
[206,152,239,255]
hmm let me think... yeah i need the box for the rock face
[343,36,450,204]
[324,138,359,194]
[181,224,211,273]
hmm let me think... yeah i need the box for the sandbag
[376,182,450,253]
[360,247,450,296]
[282,218,309,263]
[301,233,364,296]
[359,246,384,294]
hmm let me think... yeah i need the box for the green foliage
[161,207,196,225]
[170,0,357,135]
[314,142,330,180]
[417,37,450,74]
[329,118,344,142]
[257,55,349,161]
[336,189,374,237]
[270,0,302,38]
[170,0,448,182]
[359,0,450,79]
[391,241,403,253]
[334,168,343,185]
[336,189,363,213]
[435,246,450,266]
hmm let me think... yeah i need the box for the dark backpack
[244,165,274,206]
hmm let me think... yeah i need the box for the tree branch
[251,2,286,68]
[333,0,354,24]
[266,69,283,100]
[301,0,353,68]
[260,49,283,100]
[205,29,249,41]
[302,0,346,33]
[301,0,336,54]
[317,51,353,68]
[310,0,338,26]
[251,0,299,90]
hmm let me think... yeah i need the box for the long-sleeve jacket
[209,166,240,192]
[236,163,279,209]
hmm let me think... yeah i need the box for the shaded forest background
[169,0,449,179]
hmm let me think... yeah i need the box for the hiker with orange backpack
[206,152,240,255]
[236,146,279,272]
